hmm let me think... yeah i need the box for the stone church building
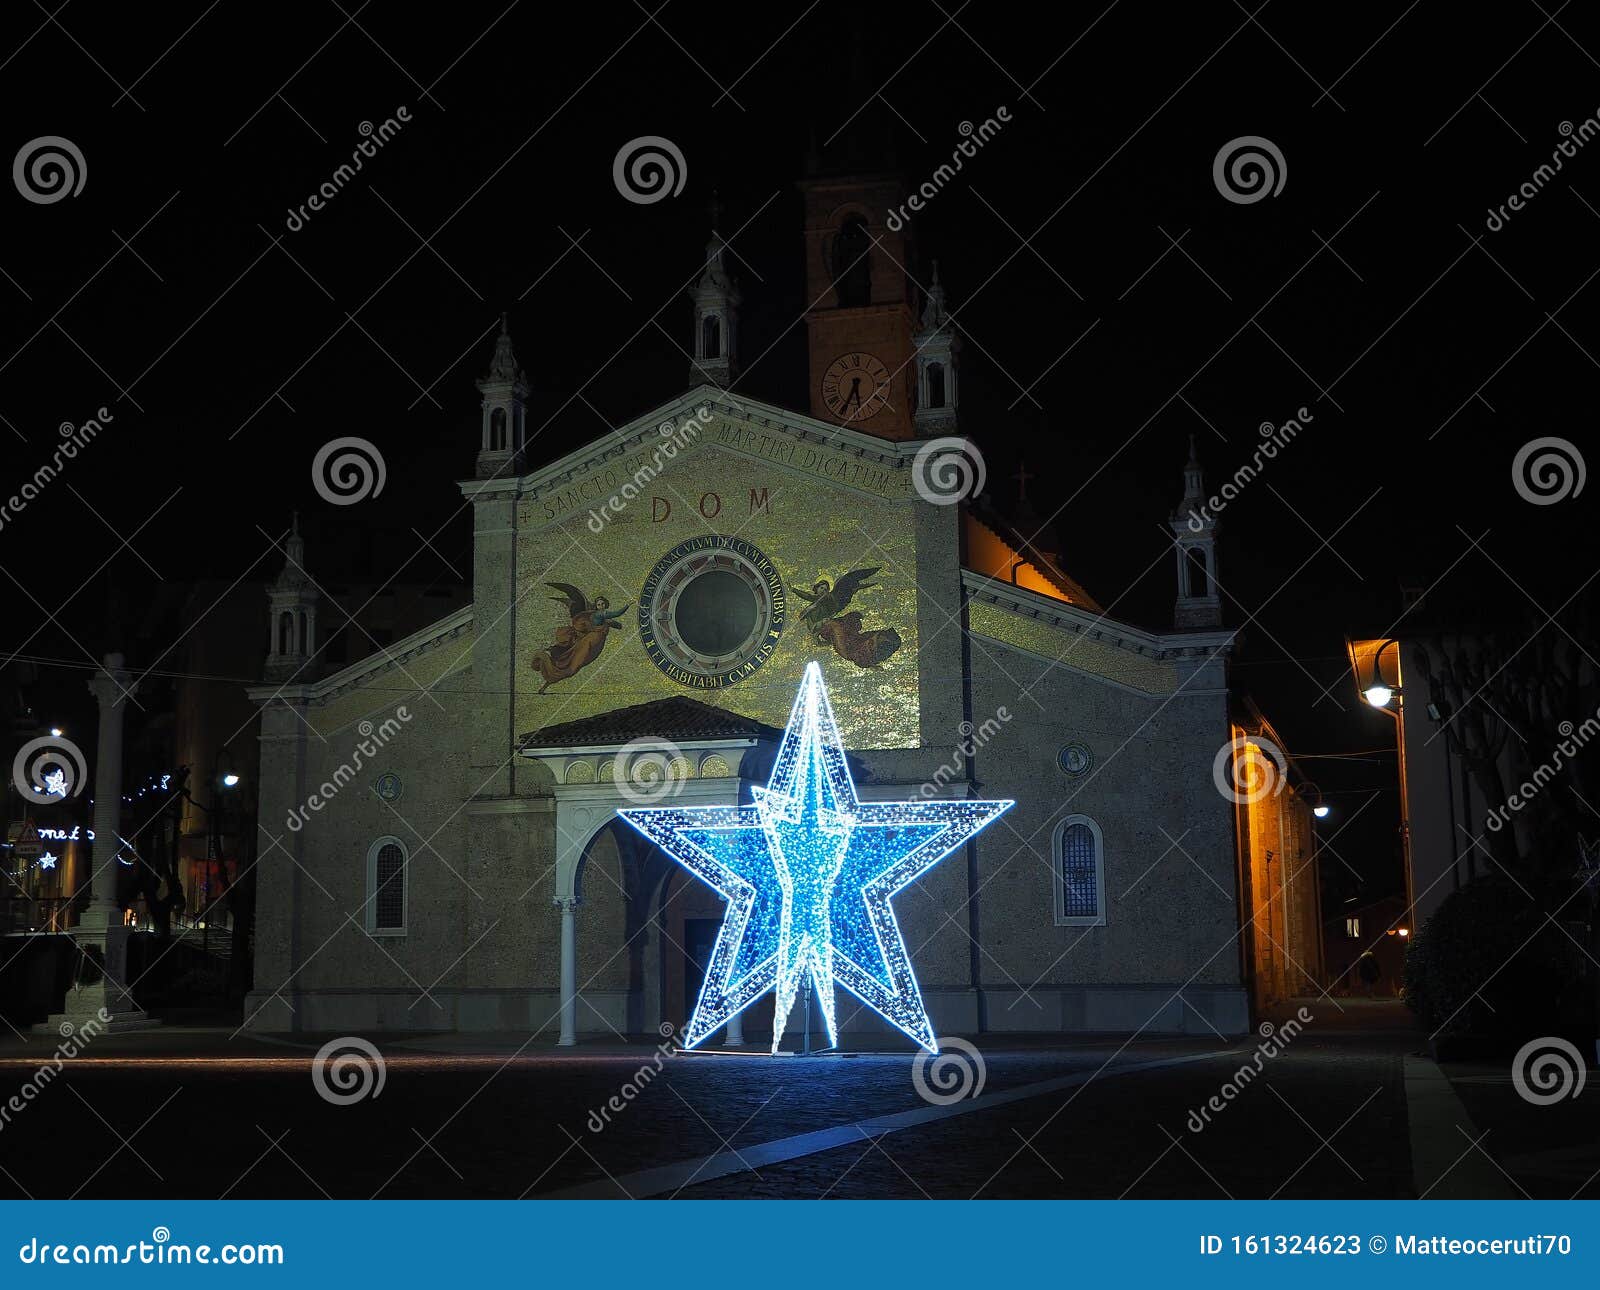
[244,164,1320,1045]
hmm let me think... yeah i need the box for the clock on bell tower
[799,171,918,441]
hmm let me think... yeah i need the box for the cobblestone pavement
[0,1003,1420,1198]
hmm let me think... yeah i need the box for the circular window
[675,570,758,656]
[639,536,785,688]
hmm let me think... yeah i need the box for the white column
[725,1009,745,1047]
[83,653,137,929]
[556,897,579,1046]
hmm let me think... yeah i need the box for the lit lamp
[1300,780,1332,819]
[1364,638,1401,709]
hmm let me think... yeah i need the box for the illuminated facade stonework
[243,183,1288,1044]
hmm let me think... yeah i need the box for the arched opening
[489,407,508,451]
[1054,815,1106,926]
[1184,547,1210,599]
[277,611,292,656]
[702,314,721,360]
[926,362,946,409]
[832,217,872,307]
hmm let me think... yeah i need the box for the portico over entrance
[518,696,780,1046]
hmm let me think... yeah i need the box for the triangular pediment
[461,385,918,526]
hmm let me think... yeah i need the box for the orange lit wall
[963,513,1074,604]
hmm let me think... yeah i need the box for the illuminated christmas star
[38,851,57,870]
[619,662,1012,1053]
[41,769,68,797]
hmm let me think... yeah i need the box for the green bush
[1404,877,1565,1040]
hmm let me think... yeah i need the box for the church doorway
[682,918,720,1026]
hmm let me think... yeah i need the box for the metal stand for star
[798,977,837,1056]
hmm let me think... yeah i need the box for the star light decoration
[618,662,1013,1054]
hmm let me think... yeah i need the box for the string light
[619,661,1013,1054]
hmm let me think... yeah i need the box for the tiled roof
[519,696,780,749]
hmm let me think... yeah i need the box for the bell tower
[265,512,319,681]
[798,28,916,444]
[1170,436,1222,629]
[476,314,528,479]
[912,261,959,436]
[688,196,740,389]
[799,168,917,441]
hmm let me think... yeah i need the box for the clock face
[821,351,892,422]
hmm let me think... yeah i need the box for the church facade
[243,171,1295,1045]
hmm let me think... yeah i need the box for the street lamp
[1364,639,1401,709]
[49,727,63,738]
[222,773,240,788]
[1300,780,1332,819]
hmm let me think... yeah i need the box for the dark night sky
[4,1,1598,902]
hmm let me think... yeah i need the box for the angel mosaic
[792,565,902,669]
[529,583,630,693]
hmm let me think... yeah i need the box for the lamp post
[1362,638,1414,922]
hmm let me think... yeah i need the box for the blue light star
[618,662,1013,1053]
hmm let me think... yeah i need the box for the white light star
[41,769,69,797]
[619,662,1013,1053]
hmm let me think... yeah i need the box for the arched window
[832,217,871,307]
[277,611,292,656]
[1184,547,1209,599]
[702,314,721,359]
[489,407,507,451]
[366,837,407,934]
[1053,816,1105,926]
[926,362,946,409]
